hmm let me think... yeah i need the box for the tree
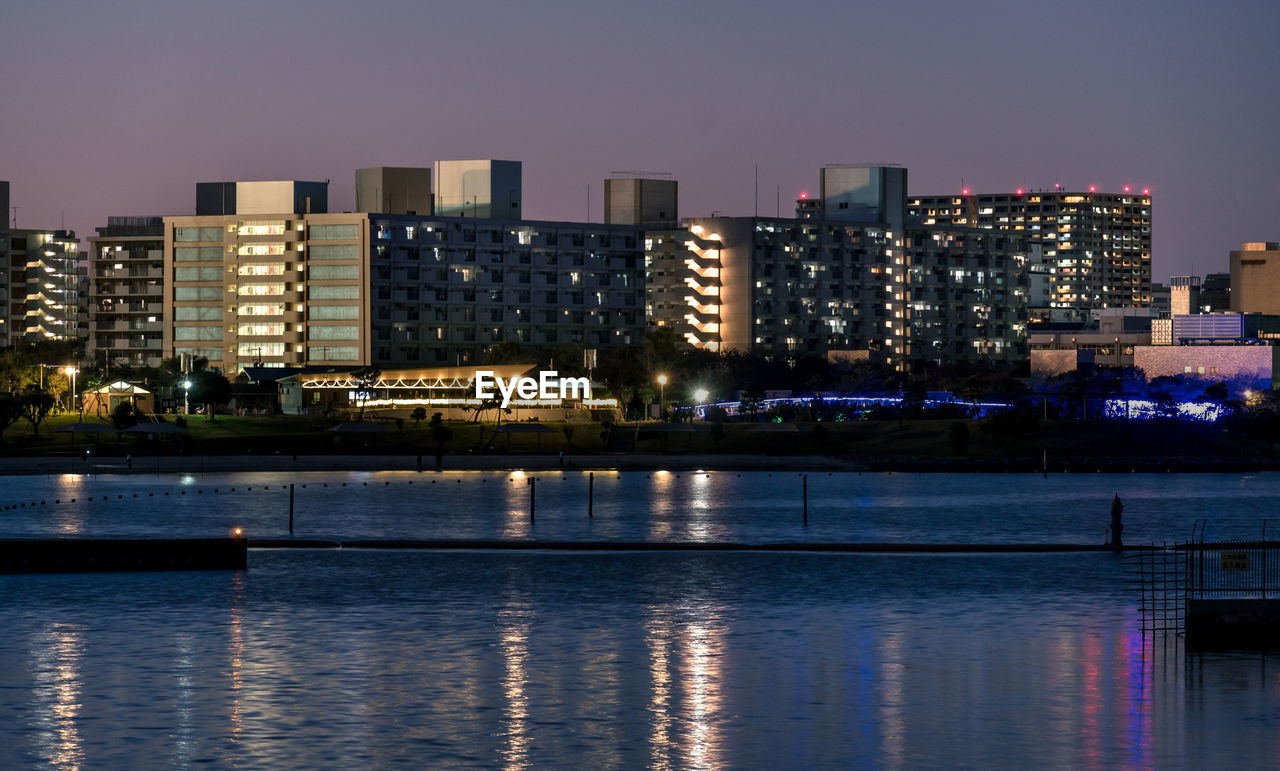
[110,401,140,430]
[410,406,427,427]
[0,394,22,444]
[351,366,381,420]
[428,412,453,451]
[19,386,55,438]
[188,371,231,421]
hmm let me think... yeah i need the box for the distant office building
[604,175,677,227]
[433,160,521,219]
[646,215,1026,367]
[909,188,1152,317]
[3,227,83,344]
[1168,275,1199,316]
[88,217,166,368]
[1229,242,1280,315]
[164,179,644,372]
[1201,272,1231,312]
[356,167,432,215]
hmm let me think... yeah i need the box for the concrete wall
[820,166,907,232]
[434,160,522,219]
[1031,349,1089,377]
[356,167,432,215]
[604,178,677,227]
[1133,344,1278,394]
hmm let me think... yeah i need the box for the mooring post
[289,483,295,534]
[588,472,594,518]
[529,477,536,523]
[803,474,808,526]
[417,454,422,473]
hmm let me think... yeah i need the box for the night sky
[3,0,1277,280]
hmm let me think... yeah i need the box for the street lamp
[656,374,667,418]
[694,388,709,403]
[183,380,192,415]
[64,367,77,414]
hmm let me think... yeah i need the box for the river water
[1,471,1277,767]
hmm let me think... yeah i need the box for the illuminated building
[164,179,645,372]
[645,214,1027,367]
[88,217,165,368]
[0,181,86,345]
[5,227,83,344]
[908,188,1152,318]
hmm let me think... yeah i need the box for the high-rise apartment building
[88,217,166,368]
[3,228,83,345]
[163,179,645,372]
[908,189,1152,317]
[645,214,1026,367]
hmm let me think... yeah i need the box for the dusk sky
[3,0,1277,280]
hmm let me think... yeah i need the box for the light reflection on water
[0,551,1273,766]
[2,470,1279,543]
[2,471,1280,765]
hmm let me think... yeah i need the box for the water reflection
[51,475,87,535]
[499,605,532,769]
[502,472,533,539]
[646,611,675,770]
[29,622,84,768]
[644,602,726,769]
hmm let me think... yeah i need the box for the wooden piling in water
[289,483,295,534]
[588,472,594,518]
[529,477,536,523]
[803,474,808,526]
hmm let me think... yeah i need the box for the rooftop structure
[433,160,521,219]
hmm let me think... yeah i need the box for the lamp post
[183,380,192,415]
[64,366,77,414]
[694,388,709,420]
[656,374,667,420]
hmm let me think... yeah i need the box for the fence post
[529,477,536,523]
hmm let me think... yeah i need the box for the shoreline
[0,452,1275,476]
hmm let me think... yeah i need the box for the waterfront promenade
[0,453,860,476]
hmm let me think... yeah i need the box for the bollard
[529,477,536,523]
[417,454,422,472]
[588,472,594,518]
[803,474,808,526]
[289,483,295,534]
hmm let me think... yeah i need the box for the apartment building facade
[163,181,646,372]
[4,227,83,345]
[646,215,1027,368]
[88,217,165,368]
[908,189,1151,317]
